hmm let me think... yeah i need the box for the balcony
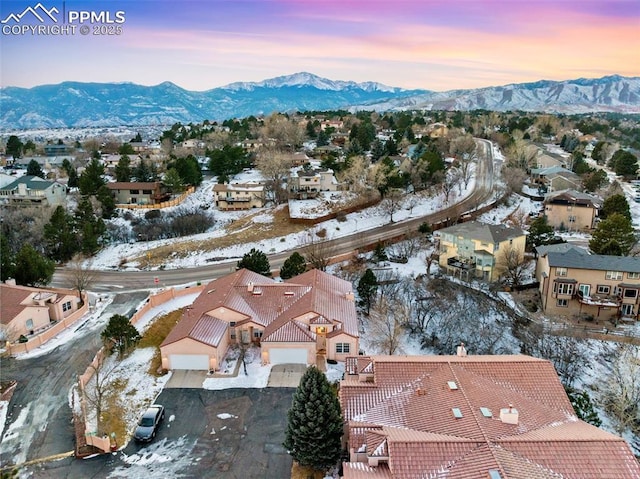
[447,257,476,270]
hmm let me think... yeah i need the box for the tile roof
[340,355,640,479]
[0,284,38,324]
[189,314,228,347]
[546,249,640,273]
[161,268,357,347]
[438,221,524,244]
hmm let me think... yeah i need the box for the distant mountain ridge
[1,72,638,129]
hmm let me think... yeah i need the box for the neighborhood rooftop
[438,221,524,244]
[545,248,640,272]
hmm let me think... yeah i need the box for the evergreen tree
[79,157,106,196]
[305,120,317,139]
[280,252,306,280]
[114,154,132,182]
[373,242,388,263]
[357,268,378,315]
[75,197,106,255]
[0,233,15,281]
[14,244,55,286]
[26,159,45,178]
[62,159,79,188]
[101,314,141,358]
[44,205,79,261]
[608,149,639,178]
[565,386,601,427]
[370,139,385,162]
[118,142,135,155]
[96,185,116,219]
[171,154,203,186]
[589,213,636,256]
[6,135,23,158]
[316,129,329,147]
[283,366,343,471]
[600,194,631,221]
[526,215,556,251]
[163,168,185,193]
[582,169,608,192]
[237,248,271,276]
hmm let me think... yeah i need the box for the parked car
[133,404,165,442]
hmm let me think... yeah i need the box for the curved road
[51,139,496,291]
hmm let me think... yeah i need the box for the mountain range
[1,72,639,129]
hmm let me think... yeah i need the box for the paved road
[50,139,496,291]
[0,292,149,469]
[18,388,295,479]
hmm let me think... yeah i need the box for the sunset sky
[1,0,639,91]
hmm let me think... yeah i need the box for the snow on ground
[203,346,271,390]
[0,401,7,445]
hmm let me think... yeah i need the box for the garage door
[268,348,308,365]
[169,354,209,370]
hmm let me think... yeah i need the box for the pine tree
[373,242,388,263]
[45,205,79,262]
[101,314,141,358]
[589,213,636,256]
[14,244,55,286]
[284,366,343,471]
[0,233,15,281]
[357,269,378,315]
[114,154,132,182]
[237,248,271,276]
[280,252,307,279]
[26,159,45,178]
[79,158,106,196]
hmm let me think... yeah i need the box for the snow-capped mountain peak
[221,72,400,93]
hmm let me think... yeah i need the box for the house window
[254,330,263,338]
[556,299,568,307]
[596,285,611,295]
[554,282,574,295]
[621,304,634,316]
[623,289,638,299]
[130,189,139,194]
[229,321,236,327]
[336,343,350,354]
[568,215,576,223]
[26,318,33,330]
[556,267,567,277]
[628,272,640,280]
[605,271,623,280]
[142,189,152,195]
[62,301,72,312]
[578,284,590,297]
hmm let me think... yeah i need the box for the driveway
[267,364,307,387]
[19,388,296,479]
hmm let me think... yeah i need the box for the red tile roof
[340,355,640,479]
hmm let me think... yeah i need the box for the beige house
[160,269,358,371]
[213,182,265,210]
[339,354,640,479]
[437,221,526,282]
[106,181,170,205]
[543,189,600,231]
[536,244,640,320]
[0,282,80,342]
[0,176,67,207]
[289,168,339,199]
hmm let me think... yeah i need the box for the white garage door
[269,348,308,365]
[169,354,209,370]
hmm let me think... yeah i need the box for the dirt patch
[291,462,326,479]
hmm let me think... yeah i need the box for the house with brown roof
[543,189,601,231]
[106,181,170,206]
[339,354,640,479]
[0,282,80,343]
[159,269,358,371]
[213,182,265,210]
[535,244,640,320]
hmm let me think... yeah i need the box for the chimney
[345,291,355,301]
[499,404,519,425]
[456,342,467,357]
[247,281,254,292]
[5,278,16,286]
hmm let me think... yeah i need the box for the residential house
[534,153,565,169]
[289,168,339,199]
[437,221,526,281]
[536,244,640,320]
[181,139,205,150]
[213,182,265,210]
[44,144,70,156]
[106,181,170,205]
[0,175,67,207]
[426,122,448,138]
[530,166,581,192]
[339,354,640,479]
[160,269,359,371]
[0,282,80,342]
[543,189,600,231]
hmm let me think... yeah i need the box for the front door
[316,326,327,353]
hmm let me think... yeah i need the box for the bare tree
[83,355,119,432]
[301,229,335,271]
[336,155,370,195]
[501,166,527,195]
[506,137,538,171]
[260,113,304,151]
[380,190,403,223]
[494,243,529,288]
[68,254,95,302]
[367,295,409,355]
[449,134,477,188]
[424,248,439,278]
[601,344,640,436]
[440,171,460,205]
[255,148,292,205]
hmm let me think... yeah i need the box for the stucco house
[543,189,601,231]
[437,221,526,282]
[106,181,170,205]
[160,269,358,371]
[535,244,640,320]
[0,175,67,207]
[0,282,80,342]
[289,167,339,199]
[339,354,640,478]
[213,182,265,210]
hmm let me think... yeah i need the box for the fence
[116,186,195,210]
[7,290,89,355]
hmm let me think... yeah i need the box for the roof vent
[499,404,519,425]
[452,408,463,419]
[252,289,262,296]
[415,388,425,396]
[456,342,467,357]
[247,281,254,292]
[284,291,295,296]
[447,381,458,390]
